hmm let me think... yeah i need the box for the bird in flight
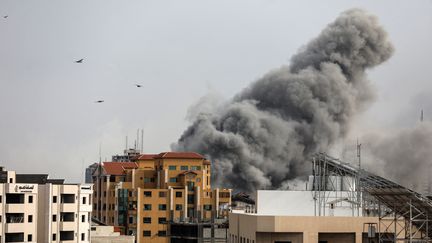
[3,16,8,19]
[75,59,84,63]
[95,100,104,103]
[135,84,142,88]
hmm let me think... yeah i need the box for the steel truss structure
[312,153,432,243]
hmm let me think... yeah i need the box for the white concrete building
[0,166,93,243]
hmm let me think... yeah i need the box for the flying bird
[3,16,8,19]
[135,84,142,88]
[95,100,104,103]
[75,59,84,63]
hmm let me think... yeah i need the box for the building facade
[229,189,403,243]
[91,152,232,243]
[0,166,93,243]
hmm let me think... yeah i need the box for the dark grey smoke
[172,9,394,193]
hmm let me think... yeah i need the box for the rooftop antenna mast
[141,129,144,153]
[421,109,424,122]
[356,139,362,216]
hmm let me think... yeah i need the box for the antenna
[99,142,102,163]
[421,109,424,122]
[141,129,144,153]
[356,139,361,169]
[136,129,139,151]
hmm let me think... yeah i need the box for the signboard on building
[15,184,36,193]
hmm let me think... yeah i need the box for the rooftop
[102,162,138,175]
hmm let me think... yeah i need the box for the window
[60,212,74,222]
[144,191,152,197]
[144,177,154,183]
[0,195,2,203]
[28,195,33,203]
[91,227,96,231]
[143,217,151,224]
[82,215,85,222]
[168,165,176,170]
[158,217,166,224]
[53,196,57,203]
[6,213,24,223]
[129,216,133,224]
[6,193,24,204]
[176,204,182,210]
[28,215,33,223]
[9,178,13,183]
[28,234,32,242]
[52,234,56,241]
[82,197,86,204]
[143,231,151,237]
[81,233,85,241]
[191,166,201,170]
[169,177,177,183]
[159,191,166,197]
[158,204,167,211]
[60,231,74,241]
[175,191,182,198]
[52,214,57,222]
[103,191,106,197]
[180,166,188,170]
[144,204,152,210]
[158,231,167,237]
[188,195,194,204]
[60,194,75,203]
[204,205,212,211]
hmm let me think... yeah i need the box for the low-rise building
[90,219,134,243]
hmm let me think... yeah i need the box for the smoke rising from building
[173,9,394,192]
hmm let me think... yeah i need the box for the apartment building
[91,151,232,243]
[0,166,93,243]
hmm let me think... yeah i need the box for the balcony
[5,232,24,242]
[60,203,77,212]
[61,194,75,204]
[59,221,76,230]
[5,223,27,233]
[5,203,25,212]
[60,230,75,241]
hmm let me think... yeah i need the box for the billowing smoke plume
[172,9,394,192]
[364,122,432,193]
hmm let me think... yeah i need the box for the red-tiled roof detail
[102,162,137,175]
[155,152,205,159]
[136,154,157,160]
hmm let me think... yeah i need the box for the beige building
[91,151,232,243]
[0,166,93,243]
[229,190,403,243]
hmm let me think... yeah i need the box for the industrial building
[90,150,232,243]
[0,166,93,243]
[230,153,431,243]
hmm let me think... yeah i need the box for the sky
[0,0,431,183]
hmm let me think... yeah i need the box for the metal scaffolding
[312,153,432,243]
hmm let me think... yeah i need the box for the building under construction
[229,153,432,243]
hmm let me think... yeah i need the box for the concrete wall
[229,213,384,243]
[256,190,359,217]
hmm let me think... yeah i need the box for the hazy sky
[0,0,431,183]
